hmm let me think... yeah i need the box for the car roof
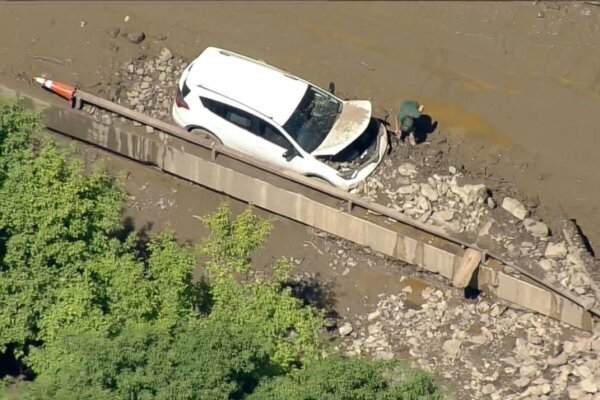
[185,47,309,126]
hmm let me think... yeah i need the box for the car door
[199,97,257,156]
[251,118,306,174]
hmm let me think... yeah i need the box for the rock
[568,386,585,399]
[100,114,112,125]
[107,27,120,38]
[367,310,380,321]
[397,184,419,195]
[563,341,575,354]
[374,350,394,360]
[420,183,439,202]
[416,196,430,211]
[515,338,530,360]
[502,197,529,220]
[449,177,487,206]
[524,218,549,238]
[449,165,457,174]
[514,377,532,388]
[432,210,455,222]
[487,196,496,209]
[127,31,146,44]
[545,242,568,259]
[159,72,167,82]
[571,272,591,287]
[398,163,417,176]
[471,335,488,345]
[538,259,557,272]
[158,47,173,62]
[442,339,461,358]
[520,364,538,379]
[481,384,496,395]
[339,323,353,336]
[145,126,154,134]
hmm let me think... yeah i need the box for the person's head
[400,116,414,133]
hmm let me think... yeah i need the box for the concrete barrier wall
[1,85,594,331]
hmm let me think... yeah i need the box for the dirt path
[1,1,599,249]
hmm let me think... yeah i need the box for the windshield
[282,86,342,153]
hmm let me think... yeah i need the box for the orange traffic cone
[33,77,76,101]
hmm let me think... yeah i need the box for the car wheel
[189,128,222,146]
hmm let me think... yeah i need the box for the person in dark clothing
[394,100,424,146]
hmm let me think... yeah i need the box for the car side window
[200,97,227,118]
[259,121,293,150]
[201,97,254,131]
[200,97,294,151]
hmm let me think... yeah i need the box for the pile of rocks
[89,47,188,128]
[539,240,598,310]
[358,160,490,234]
[337,281,600,399]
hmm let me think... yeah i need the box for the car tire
[189,128,222,146]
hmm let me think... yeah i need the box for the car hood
[311,100,372,156]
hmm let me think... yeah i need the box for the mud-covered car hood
[311,100,372,157]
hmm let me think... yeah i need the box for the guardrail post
[347,200,353,213]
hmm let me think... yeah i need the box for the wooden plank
[452,249,482,288]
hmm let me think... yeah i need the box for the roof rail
[197,84,274,121]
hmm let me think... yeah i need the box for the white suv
[172,47,389,191]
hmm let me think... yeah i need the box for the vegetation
[0,97,441,399]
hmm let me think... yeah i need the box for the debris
[523,218,549,238]
[544,242,568,260]
[127,31,146,44]
[452,248,482,288]
[442,339,462,358]
[502,197,529,220]
[359,61,375,71]
[449,176,487,205]
[33,55,65,66]
[303,241,324,255]
[339,322,353,336]
[107,27,120,38]
[158,47,173,62]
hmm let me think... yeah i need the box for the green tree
[248,357,441,400]
[200,204,324,371]
[17,320,269,400]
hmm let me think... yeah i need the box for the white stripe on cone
[34,77,55,90]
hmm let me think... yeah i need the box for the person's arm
[394,118,399,135]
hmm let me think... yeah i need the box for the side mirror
[283,148,298,162]
[328,82,335,94]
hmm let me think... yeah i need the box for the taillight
[175,86,189,109]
